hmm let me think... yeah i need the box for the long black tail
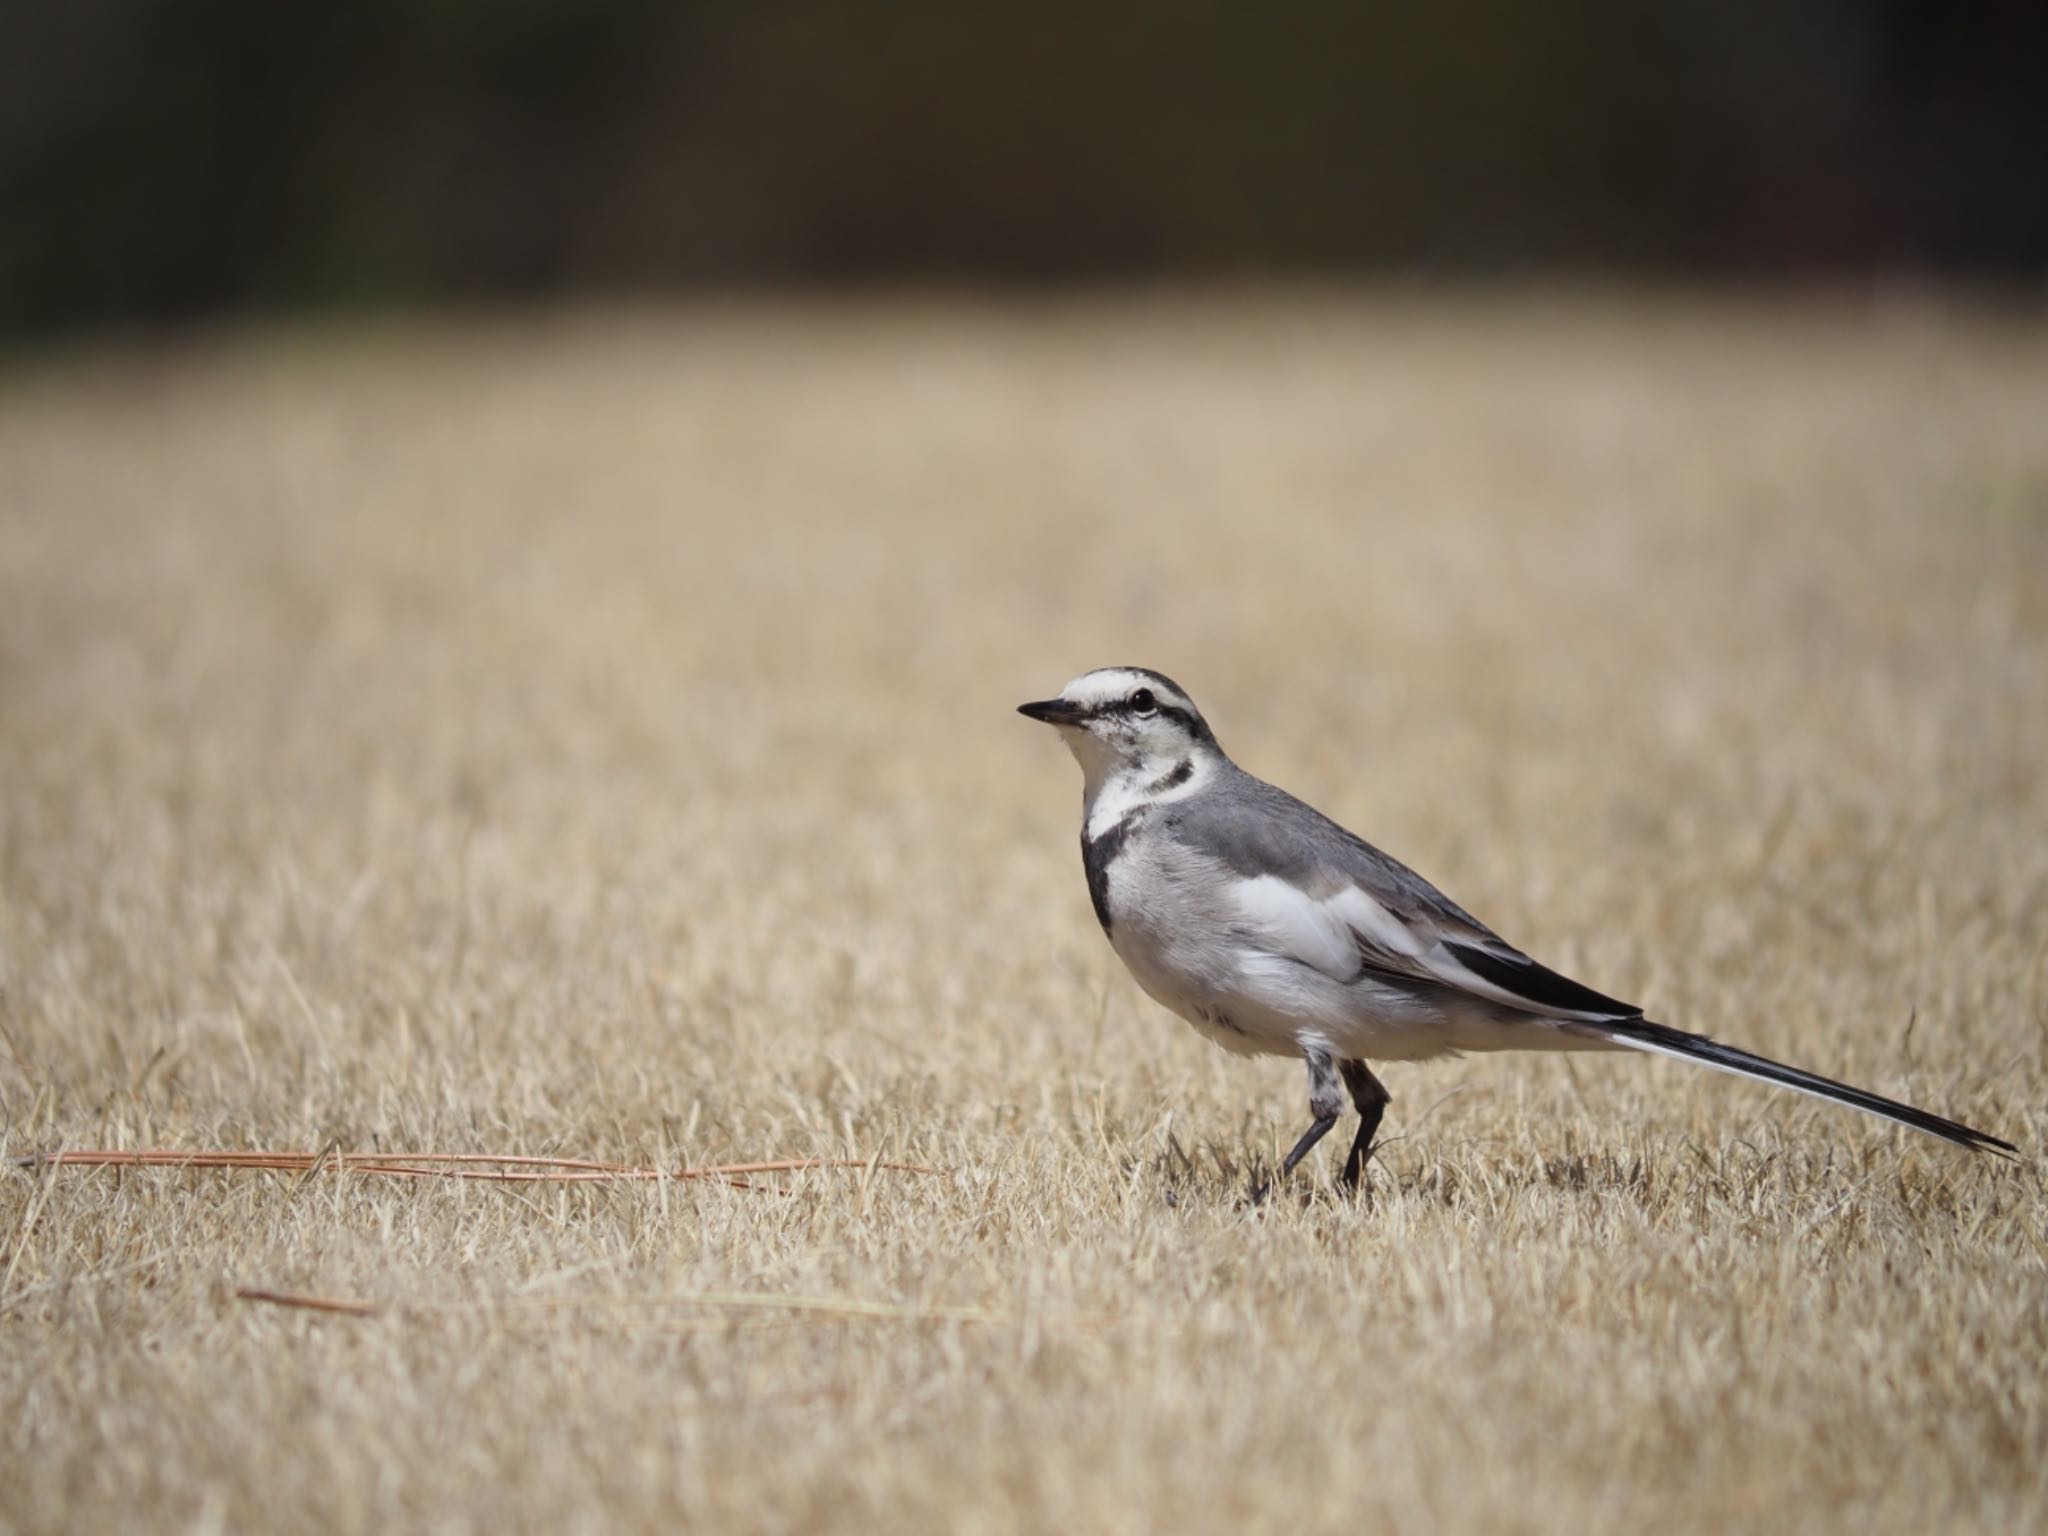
[1575,1019,2019,1157]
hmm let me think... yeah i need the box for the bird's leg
[1284,1049,1346,1170]
[1338,1059,1391,1191]
[1247,1050,1345,1205]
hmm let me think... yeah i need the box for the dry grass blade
[235,1287,383,1318]
[231,1287,1019,1327]
[10,1149,940,1186]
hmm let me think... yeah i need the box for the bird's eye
[1129,688,1157,715]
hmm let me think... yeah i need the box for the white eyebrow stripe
[1058,667,1192,712]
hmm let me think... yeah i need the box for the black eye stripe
[1082,693,1217,745]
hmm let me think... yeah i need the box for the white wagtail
[1019,666,2016,1189]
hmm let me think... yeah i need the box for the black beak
[1018,698,1087,726]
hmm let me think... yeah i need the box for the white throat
[1077,741,1219,840]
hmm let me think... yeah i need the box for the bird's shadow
[1147,1130,1381,1213]
[1138,1130,1665,1214]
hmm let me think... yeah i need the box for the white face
[1017,667,1216,782]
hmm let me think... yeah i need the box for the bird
[1018,665,2016,1191]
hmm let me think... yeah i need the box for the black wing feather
[1443,939,1639,1020]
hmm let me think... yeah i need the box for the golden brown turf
[2,294,2045,1535]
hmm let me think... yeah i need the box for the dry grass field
[2,294,2045,1535]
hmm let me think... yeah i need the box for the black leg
[1250,1050,1347,1204]
[1339,1059,1391,1190]
[1280,1049,1346,1174]
[1280,1111,1340,1176]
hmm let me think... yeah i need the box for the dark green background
[4,1,2044,336]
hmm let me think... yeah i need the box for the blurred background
[4,0,2046,339]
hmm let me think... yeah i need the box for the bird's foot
[1340,1139,1380,1199]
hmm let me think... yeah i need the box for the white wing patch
[1227,875,1425,982]
[1228,874,1357,977]
[1324,884,1427,966]
[1227,873,1631,1023]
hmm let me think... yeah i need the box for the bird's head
[1017,667,1220,790]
